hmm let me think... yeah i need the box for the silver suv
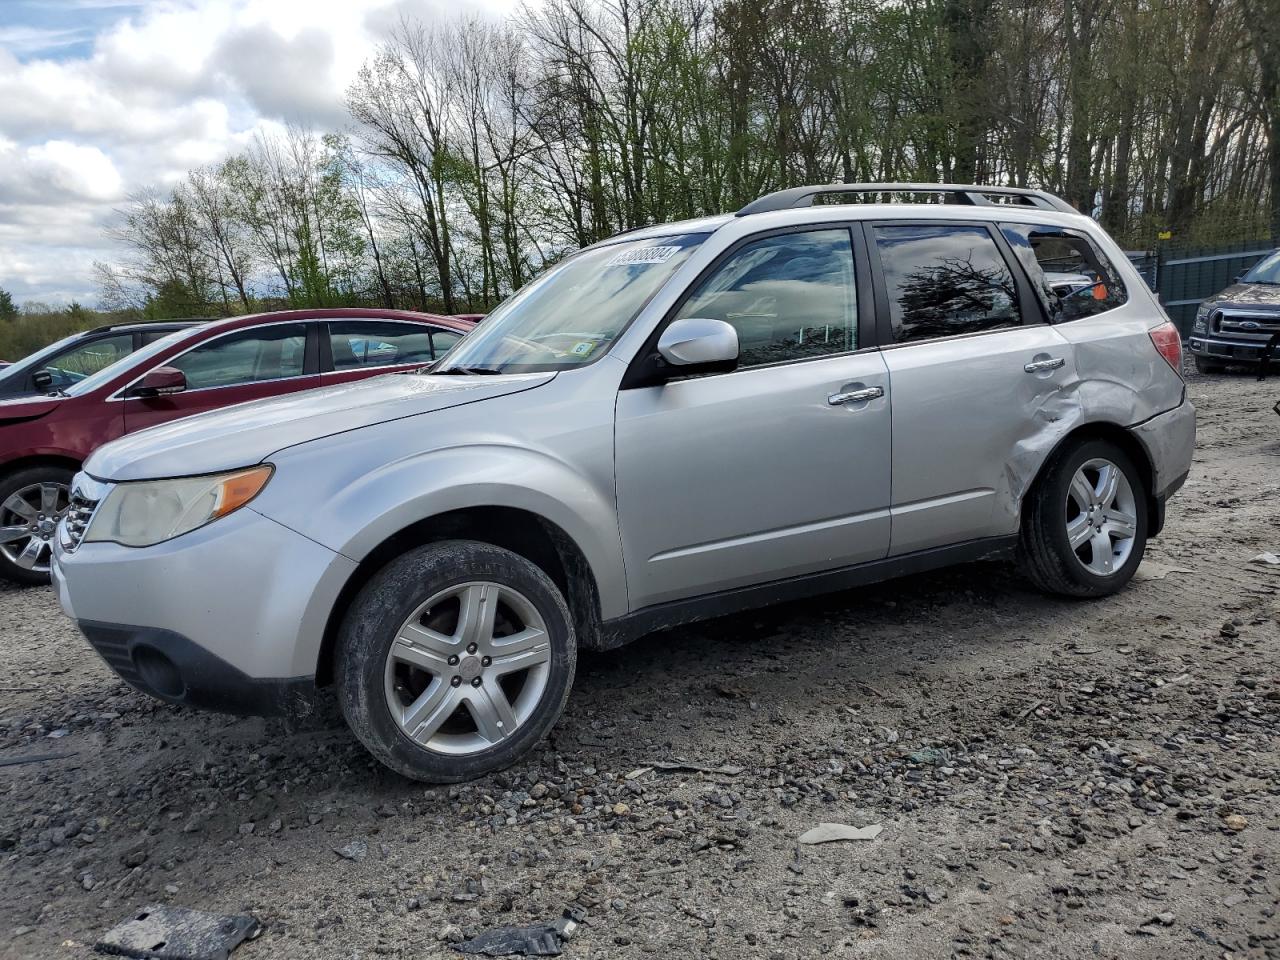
[53,184,1195,783]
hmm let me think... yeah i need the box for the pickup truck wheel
[336,539,576,783]
[0,466,74,586]
[1193,356,1226,374]
[1018,439,1148,598]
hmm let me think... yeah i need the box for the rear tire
[336,540,576,783]
[1193,356,1226,374]
[0,465,74,586]
[1018,439,1148,598]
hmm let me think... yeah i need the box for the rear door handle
[828,386,884,406]
[1024,357,1065,373]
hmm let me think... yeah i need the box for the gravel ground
[1,364,1278,960]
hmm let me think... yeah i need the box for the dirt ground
[1,362,1277,960]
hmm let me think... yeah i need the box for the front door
[866,222,1078,554]
[615,227,892,610]
[123,323,319,433]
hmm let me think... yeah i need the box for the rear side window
[328,321,436,370]
[673,228,857,368]
[1000,223,1128,322]
[871,224,1021,343]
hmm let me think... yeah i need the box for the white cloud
[0,0,513,306]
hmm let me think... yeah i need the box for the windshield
[1242,251,1280,284]
[0,333,87,381]
[434,233,707,374]
[64,327,189,397]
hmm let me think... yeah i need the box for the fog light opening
[132,646,184,699]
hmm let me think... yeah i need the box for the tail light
[1149,321,1183,375]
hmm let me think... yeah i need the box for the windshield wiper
[432,365,504,376]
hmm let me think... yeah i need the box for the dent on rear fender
[1002,377,1159,515]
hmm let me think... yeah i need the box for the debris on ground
[332,839,368,862]
[908,747,951,765]
[452,906,587,957]
[0,751,74,768]
[797,823,884,844]
[1250,551,1280,565]
[1133,560,1195,580]
[639,759,745,776]
[94,904,258,960]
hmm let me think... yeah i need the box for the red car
[0,308,473,584]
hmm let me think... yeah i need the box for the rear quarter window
[1000,223,1128,322]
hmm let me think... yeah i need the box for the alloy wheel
[1064,457,1138,576]
[383,581,552,755]
[0,482,70,573]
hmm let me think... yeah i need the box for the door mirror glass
[131,366,187,398]
[657,317,739,368]
[31,370,53,391]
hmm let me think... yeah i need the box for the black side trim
[77,620,320,717]
[596,536,1017,650]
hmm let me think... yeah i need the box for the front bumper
[53,505,357,716]
[1188,335,1280,362]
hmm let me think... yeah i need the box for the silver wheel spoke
[1069,470,1095,509]
[1102,508,1136,538]
[455,583,498,646]
[1088,531,1113,572]
[39,483,61,515]
[489,627,551,675]
[0,525,30,545]
[394,622,457,671]
[2,494,37,523]
[466,684,518,743]
[14,537,44,569]
[1095,464,1120,507]
[1066,514,1092,549]
[401,681,458,744]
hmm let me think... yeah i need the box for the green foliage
[0,289,17,323]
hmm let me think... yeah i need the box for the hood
[0,395,61,426]
[1206,283,1280,310]
[86,371,555,482]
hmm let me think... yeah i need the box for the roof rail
[736,182,1078,217]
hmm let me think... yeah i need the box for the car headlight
[85,465,273,547]
[1192,304,1210,333]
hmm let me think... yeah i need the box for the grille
[1213,310,1280,339]
[59,475,109,552]
[81,626,142,686]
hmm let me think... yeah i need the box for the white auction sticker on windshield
[606,245,680,266]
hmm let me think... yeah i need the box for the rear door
[320,320,457,387]
[122,322,320,433]
[866,221,1077,555]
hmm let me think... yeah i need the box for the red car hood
[0,395,61,425]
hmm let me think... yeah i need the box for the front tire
[0,465,74,586]
[1193,356,1226,374]
[336,540,576,783]
[1018,439,1148,598]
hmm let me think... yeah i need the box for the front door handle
[828,386,884,406]
[1024,357,1066,373]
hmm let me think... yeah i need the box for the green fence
[1156,238,1278,335]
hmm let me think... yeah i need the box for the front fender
[254,443,629,619]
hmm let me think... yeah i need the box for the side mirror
[656,318,739,370]
[32,370,53,391]
[130,366,187,398]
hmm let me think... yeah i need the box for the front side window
[39,333,134,388]
[672,229,857,368]
[872,224,1021,343]
[166,324,308,390]
[434,233,705,374]
[328,321,435,370]
[1000,222,1128,321]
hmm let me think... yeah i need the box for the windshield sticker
[606,245,680,267]
[569,341,597,358]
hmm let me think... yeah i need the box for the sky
[0,0,510,307]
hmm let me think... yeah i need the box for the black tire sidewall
[336,539,576,783]
[1037,440,1148,593]
[0,465,74,586]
